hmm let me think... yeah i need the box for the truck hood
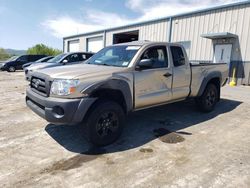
[36,64,126,80]
[27,63,59,71]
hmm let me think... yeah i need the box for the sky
[0,0,244,50]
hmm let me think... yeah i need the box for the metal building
[63,1,250,85]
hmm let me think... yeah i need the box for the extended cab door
[134,45,173,109]
[170,45,191,100]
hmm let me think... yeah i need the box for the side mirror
[136,59,153,70]
[62,59,68,65]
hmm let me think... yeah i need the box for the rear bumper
[26,88,97,125]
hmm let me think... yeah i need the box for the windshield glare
[6,56,19,62]
[47,54,65,63]
[87,45,140,67]
[36,57,49,62]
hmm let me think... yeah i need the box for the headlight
[50,79,80,96]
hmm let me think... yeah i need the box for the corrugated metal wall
[171,4,250,62]
[64,20,170,52]
[65,3,250,62]
[105,20,170,46]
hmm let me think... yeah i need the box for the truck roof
[113,41,181,47]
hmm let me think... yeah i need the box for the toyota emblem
[34,80,41,88]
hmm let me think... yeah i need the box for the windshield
[35,56,50,62]
[47,54,65,63]
[6,56,19,62]
[86,45,140,67]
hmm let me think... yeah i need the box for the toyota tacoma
[26,41,228,146]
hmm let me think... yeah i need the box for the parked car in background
[24,52,94,80]
[22,56,54,69]
[26,41,229,146]
[0,55,47,72]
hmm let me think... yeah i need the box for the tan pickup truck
[26,41,228,146]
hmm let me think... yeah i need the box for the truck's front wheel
[196,83,219,112]
[84,100,125,146]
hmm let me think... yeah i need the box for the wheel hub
[96,112,118,137]
[206,90,216,106]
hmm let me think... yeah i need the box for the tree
[0,48,10,61]
[27,44,62,56]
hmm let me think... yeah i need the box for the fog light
[52,106,64,118]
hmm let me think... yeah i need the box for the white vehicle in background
[24,52,94,80]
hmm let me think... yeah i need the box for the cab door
[170,46,191,100]
[134,45,173,109]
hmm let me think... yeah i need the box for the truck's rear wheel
[84,100,125,146]
[196,83,219,112]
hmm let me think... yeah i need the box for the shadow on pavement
[45,98,242,155]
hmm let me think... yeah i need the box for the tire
[196,83,219,112]
[8,66,16,72]
[84,100,125,146]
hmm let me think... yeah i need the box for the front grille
[31,77,48,96]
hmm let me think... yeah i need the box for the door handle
[163,72,172,78]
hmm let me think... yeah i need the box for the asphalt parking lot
[0,71,250,188]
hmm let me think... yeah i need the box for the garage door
[68,40,80,52]
[87,37,103,53]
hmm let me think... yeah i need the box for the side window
[29,55,40,62]
[170,46,185,67]
[141,46,168,68]
[67,54,80,63]
[78,53,87,61]
[86,54,93,59]
[18,55,28,62]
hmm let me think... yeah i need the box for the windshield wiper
[88,62,121,67]
[99,63,113,66]
[88,63,111,66]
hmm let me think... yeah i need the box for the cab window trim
[170,46,186,67]
[135,45,169,71]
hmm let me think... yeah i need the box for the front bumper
[0,65,6,71]
[26,88,97,125]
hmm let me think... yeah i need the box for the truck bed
[189,62,229,97]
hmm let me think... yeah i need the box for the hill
[5,49,26,56]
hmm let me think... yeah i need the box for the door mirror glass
[137,59,153,69]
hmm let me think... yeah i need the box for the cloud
[42,16,103,38]
[126,0,242,20]
[42,10,134,38]
[42,0,242,38]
